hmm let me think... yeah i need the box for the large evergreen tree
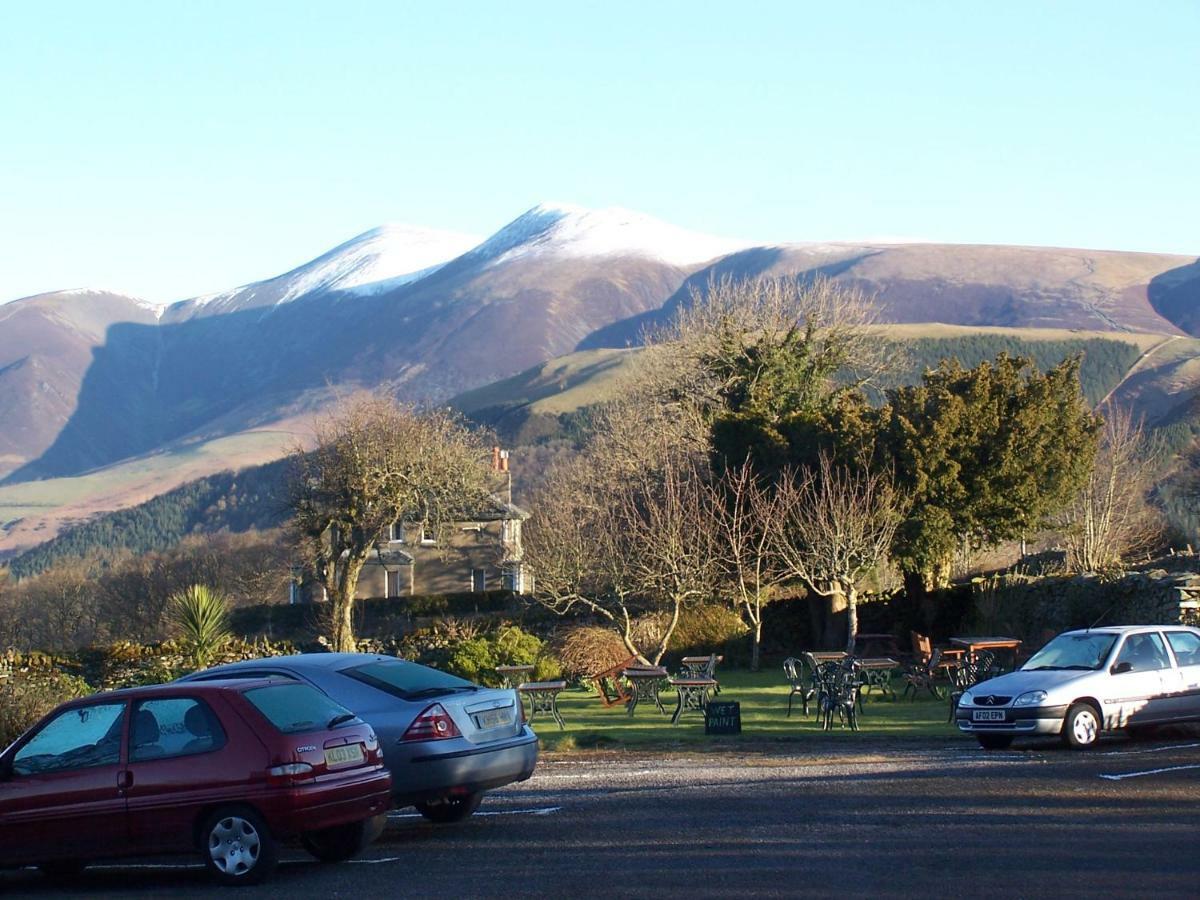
[884,353,1101,590]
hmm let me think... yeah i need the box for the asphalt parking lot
[4,735,1199,898]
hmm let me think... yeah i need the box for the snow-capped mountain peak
[470,202,750,268]
[171,223,482,318]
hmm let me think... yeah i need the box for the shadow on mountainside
[1148,258,1200,336]
[1,286,447,484]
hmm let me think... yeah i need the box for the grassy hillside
[460,326,1151,442]
[8,324,1200,571]
[6,459,291,579]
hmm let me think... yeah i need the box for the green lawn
[532,669,971,751]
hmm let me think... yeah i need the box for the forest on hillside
[0,334,1159,578]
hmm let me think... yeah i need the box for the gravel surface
[4,736,1200,897]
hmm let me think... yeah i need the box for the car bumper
[257,766,394,837]
[954,704,1069,735]
[392,728,539,805]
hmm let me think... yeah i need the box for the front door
[1108,633,1173,726]
[0,700,128,866]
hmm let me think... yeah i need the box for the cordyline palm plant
[169,584,232,671]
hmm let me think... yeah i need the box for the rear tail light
[267,762,314,784]
[401,703,462,742]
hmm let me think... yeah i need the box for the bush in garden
[666,603,749,659]
[551,626,633,681]
[0,669,93,748]
[441,624,561,686]
[168,584,232,669]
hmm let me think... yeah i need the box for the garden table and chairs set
[784,633,1023,730]
[506,653,726,730]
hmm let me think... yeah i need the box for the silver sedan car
[954,625,1200,750]
[180,653,538,820]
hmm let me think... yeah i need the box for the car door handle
[117,770,133,790]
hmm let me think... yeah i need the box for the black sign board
[704,701,741,735]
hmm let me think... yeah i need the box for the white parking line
[536,770,655,779]
[388,805,561,819]
[1099,764,1200,781]
[1098,741,1200,757]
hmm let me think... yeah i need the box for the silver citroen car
[954,625,1200,750]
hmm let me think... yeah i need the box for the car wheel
[1062,702,1102,750]
[201,807,278,885]
[977,734,1014,750]
[38,861,87,880]
[301,815,384,863]
[415,791,484,823]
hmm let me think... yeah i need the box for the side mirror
[1111,661,1133,675]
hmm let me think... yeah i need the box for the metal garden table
[667,677,717,724]
[623,666,669,716]
[517,680,567,730]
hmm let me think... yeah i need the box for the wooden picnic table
[950,636,1022,655]
[623,666,669,717]
[852,634,901,658]
[517,680,567,730]
[950,636,1023,671]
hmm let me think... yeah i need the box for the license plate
[324,744,365,767]
[972,710,1006,722]
[475,708,512,729]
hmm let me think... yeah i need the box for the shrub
[0,669,93,748]
[552,626,632,680]
[169,584,233,669]
[666,604,750,661]
[439,624,561,686]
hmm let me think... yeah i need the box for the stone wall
[968,569,1198,644]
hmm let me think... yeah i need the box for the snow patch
[185,224,481,312]
[469,202,751,268]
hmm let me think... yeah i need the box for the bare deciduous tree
[289,394,491,651]
[775,454,905,652]
[523,449,721,665]
[641,274,886,419]
[1058,405,1162,572]
[706,461,790,671]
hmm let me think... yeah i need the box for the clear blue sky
[1,1,1197,303]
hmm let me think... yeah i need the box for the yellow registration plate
[324,744,365,767]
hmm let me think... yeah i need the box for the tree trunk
[750,617,762,672]
[330,588,356,652]
[844,585,859,654]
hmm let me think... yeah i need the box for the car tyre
[1062,702,1102,750]
[301,815,385,863]
[201,806,278,885]
[976,734,1014,750]
[415,791,484,823]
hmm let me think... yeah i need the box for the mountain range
[1,202,1198,558]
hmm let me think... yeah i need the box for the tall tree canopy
[288,394,491,651]
[885,353,1101,589]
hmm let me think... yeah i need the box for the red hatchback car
[0,679,393,885]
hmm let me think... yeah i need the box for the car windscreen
[339,659,476,701]
[1023,633,1117,671]
[243,683,358,734]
